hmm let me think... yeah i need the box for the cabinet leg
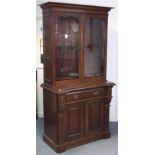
[102,131,110,139]
[43,134,66,153]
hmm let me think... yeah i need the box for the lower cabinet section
[43,85,114,153]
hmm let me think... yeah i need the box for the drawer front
[66,88,104,102]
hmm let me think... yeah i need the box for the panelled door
[64,99,105,141]
[65,102,84,141]
[85,99,104,136]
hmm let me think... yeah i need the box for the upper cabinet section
[40,2,112,85]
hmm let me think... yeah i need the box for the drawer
[66,88,104,102]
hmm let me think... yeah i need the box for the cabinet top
[41,81,116,94]
[39,2,113,12]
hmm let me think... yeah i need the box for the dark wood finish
[43,90,57,143]
[40,2,115,153]
[65,88,104,102]
[65,102,84,141]
[85,99,103,136]
[40,2,113,14]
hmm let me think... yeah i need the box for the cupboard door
[54,14,80,80]
[65,103,84,141]
[84,16,106,78]
[85,100,103,135]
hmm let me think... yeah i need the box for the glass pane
[55,15,79,80]
[84,17,105,77]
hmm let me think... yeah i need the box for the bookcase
[40,2,115,152]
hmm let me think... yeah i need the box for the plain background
[36,0,118,121]
[0,0,155,155]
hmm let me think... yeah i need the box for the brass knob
[73,95,79,99]
[94,91,99,95]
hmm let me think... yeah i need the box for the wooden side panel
[43,89,57,143]
[57,112,65,145]
[65,103,84,141]
[57,95,66,145]
[43,12,52,84]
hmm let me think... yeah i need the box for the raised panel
[88,102,100,130]
[85,100,103,135]
[65,103,84,141]
[68,107,80,134]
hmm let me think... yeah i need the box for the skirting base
[43,132,110,153]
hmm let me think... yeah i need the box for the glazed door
[54,13,81,81]
[85,99,103,135]
[83,15,106,79]
[65,102,84,141]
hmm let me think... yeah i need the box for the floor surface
[36,118,118,155]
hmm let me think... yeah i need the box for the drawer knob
[73,95,79,99]
[94,91,99,95]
